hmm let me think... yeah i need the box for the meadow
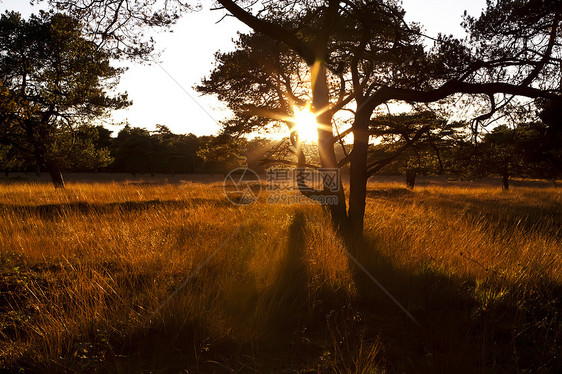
[0,175,560,373]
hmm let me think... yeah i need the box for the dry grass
[0,177,560,373]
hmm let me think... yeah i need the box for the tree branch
[366,125,428,177]
[365,80,561,112]
[217,0,316,65]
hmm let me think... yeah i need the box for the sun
[292,106,318,143]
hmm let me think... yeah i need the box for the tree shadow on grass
[346,231,562,373]
[135,210,325,372]
[105,211,314,373]
[125,209,561,373]
[5,209,561,373]
[270,210,308,309]
[349,236,479,373]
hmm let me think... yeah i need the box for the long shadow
[276,211,308,296]
[122,211,314,372]
[348,236,478,373]
[258,210,501,372]
[345,227,562,373]
[251,210,488,372]
[6,208,561,373]
[131,211,315,372]
[261,211,310,336]
[0,198,232,219]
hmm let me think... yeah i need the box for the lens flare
[292,106,318,142]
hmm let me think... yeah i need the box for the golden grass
[0,179,560,373]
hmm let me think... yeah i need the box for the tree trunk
[406,169,417,189]
[501,172,509,191]
[312,62,348,232]
[347,112,370,243]
[46,161,65,189]
[4,169,8,178]
[35,162,41,177]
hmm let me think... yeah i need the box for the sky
[0,0,487,137]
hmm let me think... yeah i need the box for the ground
[0,174,560,373]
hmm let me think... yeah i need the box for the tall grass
[0,179,560,372]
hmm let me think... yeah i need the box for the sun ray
[291,104,319,143]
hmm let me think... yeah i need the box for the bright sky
[0,0,486,136]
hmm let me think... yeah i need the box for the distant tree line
[1,110,560,191]
[0,122,280,176]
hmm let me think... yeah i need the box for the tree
[0,11,128,187]
[532,99,562,180]
[108,124,206,175]
[64,125,114,172]
[208,0,562,240]
[367,112,466,189]
[149,125,203,174]
[196,134,277,174]
[196,32,339,179]
[451,118,562,190]
[480,125,520,190]
[110,125,155,175]
[40,0,562,239]
[0,144,26,176]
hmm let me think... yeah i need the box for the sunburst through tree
[291,105,319,143]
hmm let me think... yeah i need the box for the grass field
[0,176,560,373]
